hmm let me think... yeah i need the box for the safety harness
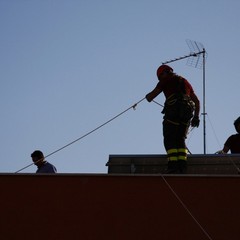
[162,76,195,125]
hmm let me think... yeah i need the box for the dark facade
[0,172,240,240]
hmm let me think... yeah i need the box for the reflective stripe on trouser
[167,148,188,161]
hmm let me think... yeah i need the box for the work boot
[166,161,179,174]
[177,160,187,174]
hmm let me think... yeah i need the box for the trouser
[163,119,189,174]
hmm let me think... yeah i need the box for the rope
[153,100,164,107]
[161,175,214,240]
[15,97,146,173]
[206,114,222,148]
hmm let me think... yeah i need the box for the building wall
[0,174,239,240]
[107,154,240,174]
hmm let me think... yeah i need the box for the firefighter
[146,65,200,173]
[217,117,240,154]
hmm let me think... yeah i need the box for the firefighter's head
[156,65,173,80]
[234,117,240,133]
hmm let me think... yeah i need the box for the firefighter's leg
[163,120,179,173]
[176,123,189,173]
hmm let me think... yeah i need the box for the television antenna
[162,39,207,154]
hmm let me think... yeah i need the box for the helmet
[156,65,173,79]
[234,117,240,133]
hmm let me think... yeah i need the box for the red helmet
[156,65,173,78]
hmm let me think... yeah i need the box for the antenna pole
[202,48,206,154]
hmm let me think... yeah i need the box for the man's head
[234,117,240,133]
[31,150,45,166]
[156,65,173,80]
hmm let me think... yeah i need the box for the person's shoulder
[180,76,190,83]
[233,133,240,138]
[182,76,193,88]
[228,133,240,137]
[41,161,57,173]
[46,162,57,171]
[45,161,54,167]
[226,134,239,142]
[173,74,184,79]
[173,74,189,83]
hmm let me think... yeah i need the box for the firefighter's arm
[191,92,200,117]
[190,92,200,127]
[145,87,162,102]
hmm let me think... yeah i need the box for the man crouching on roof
[31,150,57,173]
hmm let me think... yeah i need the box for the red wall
[0,174,239,240]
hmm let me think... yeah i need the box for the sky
[1,0,240,173]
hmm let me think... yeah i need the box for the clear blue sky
[1,0,240,173]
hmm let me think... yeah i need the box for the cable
[206,114,222,150]
[152,100,164,107]
[161,175,213,240]
[15,97,146,173]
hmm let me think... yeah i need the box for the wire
[161,175,213,240]
[152,100,164,107]
[206,114,222,149]
[15,97,146,173]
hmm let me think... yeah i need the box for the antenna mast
[162,40,207,154]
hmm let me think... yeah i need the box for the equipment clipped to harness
[162,94,195,124]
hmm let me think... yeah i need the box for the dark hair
[31,150,44,159]
[234,117,240,133]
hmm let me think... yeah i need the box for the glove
[145,93,152,102]
[191,116,200,127]
[215,150,224,154]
